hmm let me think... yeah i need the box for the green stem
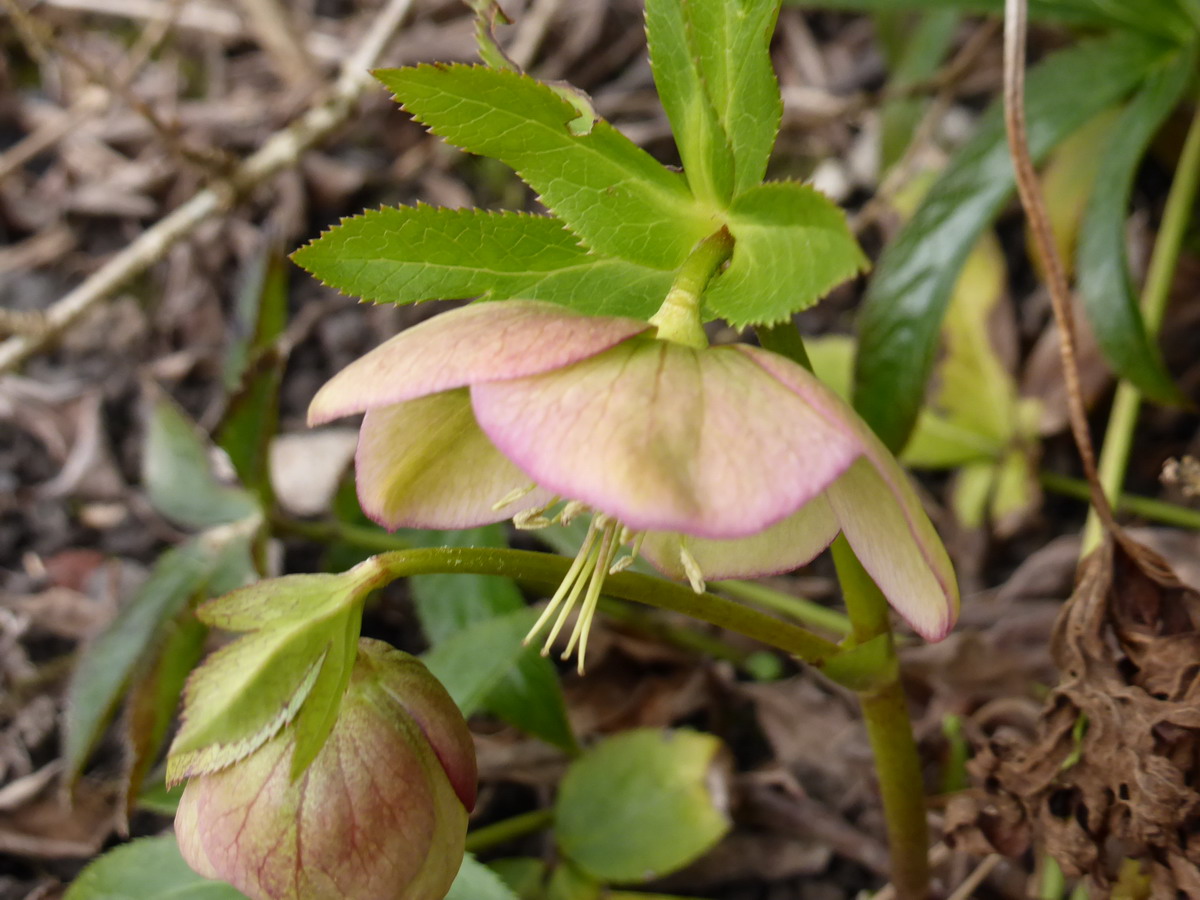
[1041,470,1200,530]
[649,227,734,348]
[714,579,852,637]
[271,512,412,553]
[464,808,554,853]
[1082,101,1200,553]
[369,547,842,666]
[831,536,929,900]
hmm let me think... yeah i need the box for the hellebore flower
[175,639,476,900]
[309,300,959,667]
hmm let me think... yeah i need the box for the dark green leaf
[375,65,718,269]
[222,245,288,393]
[785,0,1194,41]
[877,10,960,170]
[64,835,248,900]
[555,729,731,883]
[292,206,673,319]
[122,613,207,820]
[143,394,258,530]
[408,527,576,751]
[63,527,254,782]
[854,32,1173,450]
[1077,46,1194,403]
[422,606,543,716]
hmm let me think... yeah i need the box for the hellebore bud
[175,639,477,900]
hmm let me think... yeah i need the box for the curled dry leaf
[947,536,1200,895]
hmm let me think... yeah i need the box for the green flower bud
[175,639,476,900]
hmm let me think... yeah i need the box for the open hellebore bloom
[175,640,476,900]
[310,300,959,667]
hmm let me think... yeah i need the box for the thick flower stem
[371,547,842,665]
[831,535,930,900]
[650,227,735,347]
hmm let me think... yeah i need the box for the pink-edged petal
[825,458,959,641]
[309,300,651,424]
[641,494,840,582]
[472,339,862,538]
[737,343,959,640]
[356,389,552,529]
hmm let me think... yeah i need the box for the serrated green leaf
[63,525,255,783]
[408,527,575,751]
[555,729,730,884]
[375,65,719,268]
[292,206,674,318]
[422,606,543,716]
[645,0,736,206]
[166,558,387,782]
[668,0,783,195]
[65,835,248,900]
[1077,47,1194,404]
[704,182,868,326]
[447,855,522,900]
[854,32,1173,451]
[785,0,1195,41]
[143,394,258,530]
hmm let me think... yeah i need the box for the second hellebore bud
[175,639,477,900]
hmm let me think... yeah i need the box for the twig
[947,853,1003,900]
[0,0,342,61]
[1002,0,1119,537]
[236,0,316,87]
[0,0,416,374]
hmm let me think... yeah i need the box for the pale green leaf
[64,526,255,782]
[704,182,868,327]
[64,835,247,900]
[555,729,730,883]
[446,855,522,900]
[292,206,674,318]
[645,0,736,206]
[143,395,258,530]
[375,65,719,268]
[167,559,387,781]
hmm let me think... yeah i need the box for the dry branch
[0,0,416,374]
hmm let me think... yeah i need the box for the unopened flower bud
[175,639,476,900]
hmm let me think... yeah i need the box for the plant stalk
[464,808,554,853]
[370,547,843,667]
[832,536,929,899]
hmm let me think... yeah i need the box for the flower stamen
[564,517,622,672]
[678,542,706,594]
[524,516,601,650]
[491,483,539,512]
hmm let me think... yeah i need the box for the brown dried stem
[1001,0,1119,538]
